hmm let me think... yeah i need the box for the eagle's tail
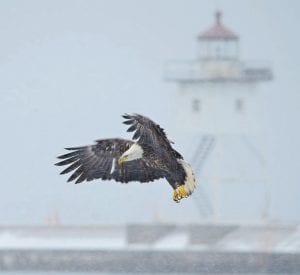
[179,160,196,196]
[173,160,196,202]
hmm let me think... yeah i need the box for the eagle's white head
[118,143,144,165]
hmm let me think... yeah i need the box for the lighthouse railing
[164,59,272,82]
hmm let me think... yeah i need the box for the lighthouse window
[235,98,244,112]
[192,99,201,112]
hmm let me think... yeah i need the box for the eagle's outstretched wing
[55,138,165,184]
[122,113,183,159]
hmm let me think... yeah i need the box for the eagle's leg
[173,185,188,203]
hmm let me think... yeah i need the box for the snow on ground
[0,225,299,252]
[0,231,126,250]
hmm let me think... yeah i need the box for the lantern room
[197,11,239,60]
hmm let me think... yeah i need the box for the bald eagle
[55,114,196,202]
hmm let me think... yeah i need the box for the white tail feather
[178,160,196,195]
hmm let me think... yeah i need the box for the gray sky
[0,0,299,225]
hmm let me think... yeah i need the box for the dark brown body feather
[122,114,186,189]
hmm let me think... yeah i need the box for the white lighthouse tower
[165,11,272,222]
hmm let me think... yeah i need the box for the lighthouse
[165,11,272,222]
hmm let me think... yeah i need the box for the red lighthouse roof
[198,11,238,40]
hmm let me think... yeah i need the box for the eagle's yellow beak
[118,155,128,165]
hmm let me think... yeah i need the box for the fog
[0,0,299,226]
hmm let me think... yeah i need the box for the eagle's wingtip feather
[122,113,131,119]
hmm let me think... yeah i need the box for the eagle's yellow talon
[173,190,180,203]
[177,185,188,198]
[173,185,188,202]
